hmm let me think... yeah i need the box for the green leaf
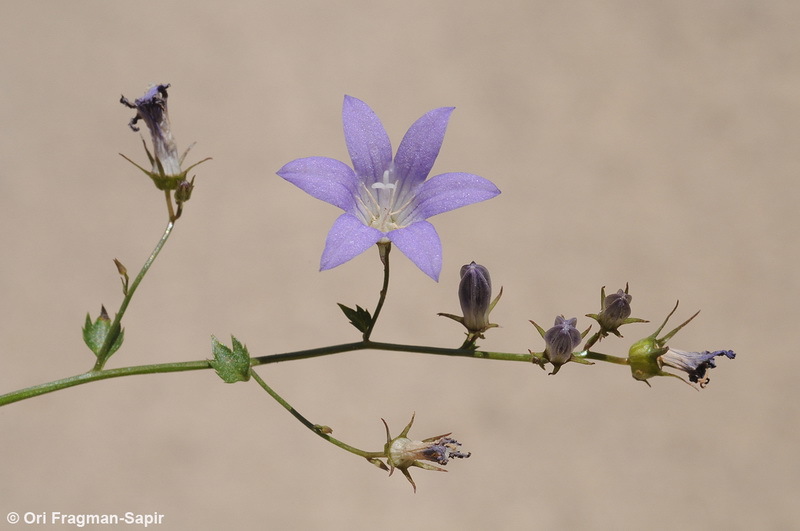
[210,335,251,383]
[82,306,124,358]
[337,303,372,334]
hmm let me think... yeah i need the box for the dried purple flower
[382,413,471,492]
[120,84,209,209]
[659,348,736,388]
[628,302,736,388]
[121,84,181,177]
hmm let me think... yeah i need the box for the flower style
[277,96,501,281]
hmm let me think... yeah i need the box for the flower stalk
[92,219,176,371]
[249,370,384,460]
[363,242,392,341]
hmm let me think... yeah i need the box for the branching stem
[0,341,628,407]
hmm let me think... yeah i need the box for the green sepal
[437,312,464,325]
[628,336,667,385]
[337,303,372,334]
[82,306,124,358]
[568,353,595,366]
[210,335,251,383]
[367,457,389,472]
[528,319,547,338]
[119,146,210,192]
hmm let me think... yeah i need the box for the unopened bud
[544,316,582,366]
[438,262,502,348]
[175,177,194,204]
[598,288,632,329]
[459,262,492,332]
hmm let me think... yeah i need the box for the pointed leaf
[337,303,373,334]
[210,335,251,383]
[82,306,124,358]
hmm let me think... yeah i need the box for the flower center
[356,165,416,233]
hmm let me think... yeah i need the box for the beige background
[1,1,797,529]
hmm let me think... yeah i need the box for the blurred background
[1,1,797,529]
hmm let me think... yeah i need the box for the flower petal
[387,221,442,281]
[320,213,383,271]
[342,95,392,185]
[394,107,454,190]
[277,157,359,211]
[407,172,501,221]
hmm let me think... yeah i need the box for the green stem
[164,190,176,222]
[250,370,384,459]
[249,340,533,365]
[582,331,603,352]
[1,342,631,407]
[363,243,391,341]
[93,219,176,371]
[0,360,210,406]
[582,350,630,365]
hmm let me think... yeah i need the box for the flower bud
[585,285,648,350]
[529,315,591,374]
[174,177,195,204]
[544,316,582,367]
[459,262,492,332]
[599,288,632,328]
[438,261,502,348]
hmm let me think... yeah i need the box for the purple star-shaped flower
[277,95,500,281]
